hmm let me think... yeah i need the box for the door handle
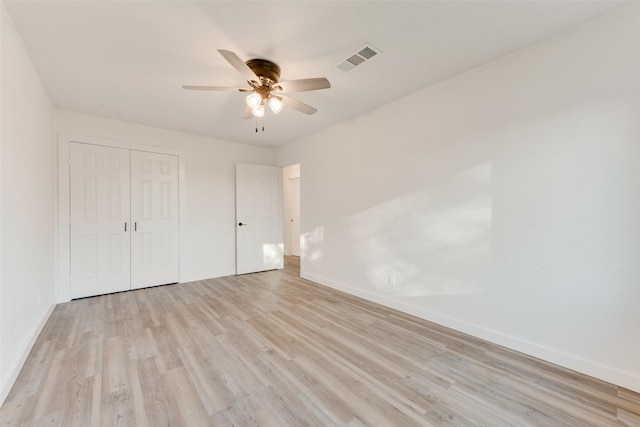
[238,222,247,226]
[134,222,137,231]
[125,222,127,232]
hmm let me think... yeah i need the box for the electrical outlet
[386,273,396,290]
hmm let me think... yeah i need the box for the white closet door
[236,163,283,274]
[130,150,180,289]
[70,143,131,299]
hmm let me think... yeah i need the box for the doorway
[283,164,301,260]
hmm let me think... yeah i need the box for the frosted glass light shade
[246,92,262,109]
[252,103,265,118]
[268,97,284,114]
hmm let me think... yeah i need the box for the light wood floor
[1,257,639,426]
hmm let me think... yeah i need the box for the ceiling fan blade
[280,95,317,115]
[182,85,248,92]
[275,77,331,93]
[217,49,259,82]
[241,106,253,119]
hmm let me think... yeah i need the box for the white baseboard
[0,303,56,405]
[302,272,640,393]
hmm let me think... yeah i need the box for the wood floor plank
[1,256,638,426]
[137,374,178,427]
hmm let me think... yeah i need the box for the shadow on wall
[347,162,493,297]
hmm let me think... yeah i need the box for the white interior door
[130,150,180,289]
[236,163,283,274]
[70,143,131,299]
[290,177,301,257]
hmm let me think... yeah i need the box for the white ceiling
[5,1,630,148]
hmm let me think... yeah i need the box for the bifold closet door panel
[130,150,180,289]
[69,143,131,299]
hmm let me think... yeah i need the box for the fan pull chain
[255,117,266,133]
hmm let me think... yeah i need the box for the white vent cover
[336,43,382,72]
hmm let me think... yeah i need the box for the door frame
[56,133,185,303]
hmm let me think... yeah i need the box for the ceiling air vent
[336,43,381,72]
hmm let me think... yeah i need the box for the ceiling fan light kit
[183,49,331,131]
[246,92,283,116]
[268,96,284,114]
[252,103,265,118]
[246,92,262,109]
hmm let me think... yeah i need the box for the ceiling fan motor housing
[246,59,281,84]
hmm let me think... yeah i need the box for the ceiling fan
[183,49,331,120]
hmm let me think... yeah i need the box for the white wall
[1,2,56,403]
[53,109,274,287]
[276,4,640,392]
